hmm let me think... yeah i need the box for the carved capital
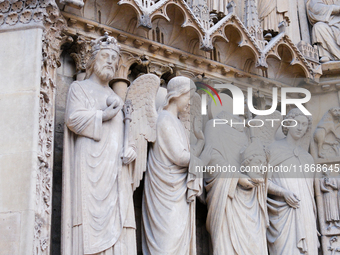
[148,61,174,77]
[70,36,92,73]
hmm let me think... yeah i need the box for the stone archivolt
[3,0,340,254]
[58,0,321,83]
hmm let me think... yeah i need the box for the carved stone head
[162,76,196,110]
[85,32,121,80]
[282,108,312,138]
[330,107,340,118]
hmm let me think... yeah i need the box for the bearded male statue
[307,0,340,62]
[61,33,137,255]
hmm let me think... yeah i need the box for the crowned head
[85,33,121,81]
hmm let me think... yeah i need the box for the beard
[94,62,115,82]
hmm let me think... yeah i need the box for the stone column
[0,1,67,254]
[111,78,130,100]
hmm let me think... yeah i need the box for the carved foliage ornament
[0,0,60,27]
[34,2,70,255]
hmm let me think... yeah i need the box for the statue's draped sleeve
[65,81,103,141]
[156,114,190,166]
[156,112,202,201]
[307,0,337,24]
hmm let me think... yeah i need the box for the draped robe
[320,178,339,222]
[204,119,269,255]
[61,80,136,255]
[142,110,201,255]
[258,0,288,32]
[209,0,229,14]
[307,0,340,60]
[267,140,318,255]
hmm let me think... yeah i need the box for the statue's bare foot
[319,152,325,158]
[335,222,340,228]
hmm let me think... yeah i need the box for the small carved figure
[307,0,340,62]
[314,107,340,158]
[320,172,340,230]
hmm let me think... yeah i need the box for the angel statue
[61,33,137,255]
[126,75,211,255]
[204,108,272,255]
[266,108,319,255]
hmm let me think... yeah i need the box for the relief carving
[69,36,92,74]
[307,0,340,62]
[320,172,340,230]
[35,3,69,255]
[313,107,340,159]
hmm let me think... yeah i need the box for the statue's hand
[106,94,120,108]
[283,190,300,209]
[250,177,265,185]
[123,147,137,165]
[102,102,122,121]
[193,117,204,140]
[238,177,255,189]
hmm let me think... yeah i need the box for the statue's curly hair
[282,108,312,136]
[162,76,196,110]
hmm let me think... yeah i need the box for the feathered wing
[179,92,203,147]
[179,93,206,204]
[251,111,283,149]
[300,123,313,151]
[126,74,160,191]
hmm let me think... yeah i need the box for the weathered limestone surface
[0,28,43,254]
[3,0,340,255]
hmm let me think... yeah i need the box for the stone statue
[320,172,340,229]
[266,108,318,255]
[204,111,269,255]
[61,33,138,255]
[208,0,229,14]
[141,76,211,255]
[307,0,340,62]
[313,107,340,158]
[258,0,289,33]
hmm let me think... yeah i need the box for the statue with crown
[61,33,138,255]
[61,32,210,255]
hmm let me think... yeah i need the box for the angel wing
[250,110,283,148]
[179,92,203,146]
[300,122,313,151]
[126,73,160,191]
